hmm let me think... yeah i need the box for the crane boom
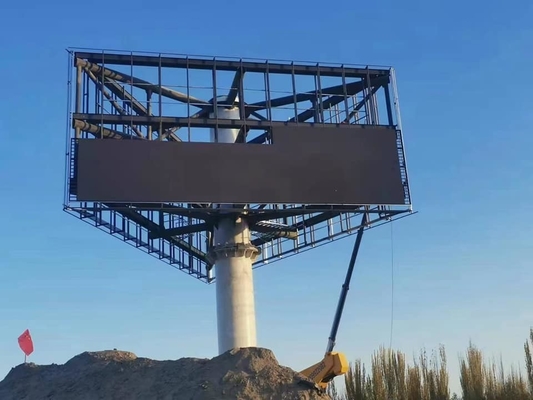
[300,213,368,390]
[326,213,367,354]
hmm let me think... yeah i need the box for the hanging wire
[389,220,395,349]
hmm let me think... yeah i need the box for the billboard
[75,125,405,205]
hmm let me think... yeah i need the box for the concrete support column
[208,100,260,354]
[210,217,260,354]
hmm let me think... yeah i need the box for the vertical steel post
[75,64,82,138]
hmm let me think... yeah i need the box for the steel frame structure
[63,48,413,284]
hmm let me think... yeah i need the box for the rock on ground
[0,347,331,400]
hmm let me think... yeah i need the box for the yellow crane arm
[299,351,349,390]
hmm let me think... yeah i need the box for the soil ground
[0,347,332,400]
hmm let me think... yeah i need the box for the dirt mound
[0,347,331,400]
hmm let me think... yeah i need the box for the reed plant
[327,328,533,400]
[526,328,533,395]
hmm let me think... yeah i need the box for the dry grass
[459,342,530,400]
[328,328,533,400]
[526,329,533,395]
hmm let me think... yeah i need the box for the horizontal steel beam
[104,202,211,220]
[74,51,391,79]
[149,222,211,239]
[73,114,396,131]
[73,120,143,140]
[251,223,298,239]
[67,203,411,214]
[295,211,341,229]
[245,205,364,225]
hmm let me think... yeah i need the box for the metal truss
[64,48,413,283]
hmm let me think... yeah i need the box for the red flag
[18,329,34,357]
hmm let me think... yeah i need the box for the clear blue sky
[1,0,532,394]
